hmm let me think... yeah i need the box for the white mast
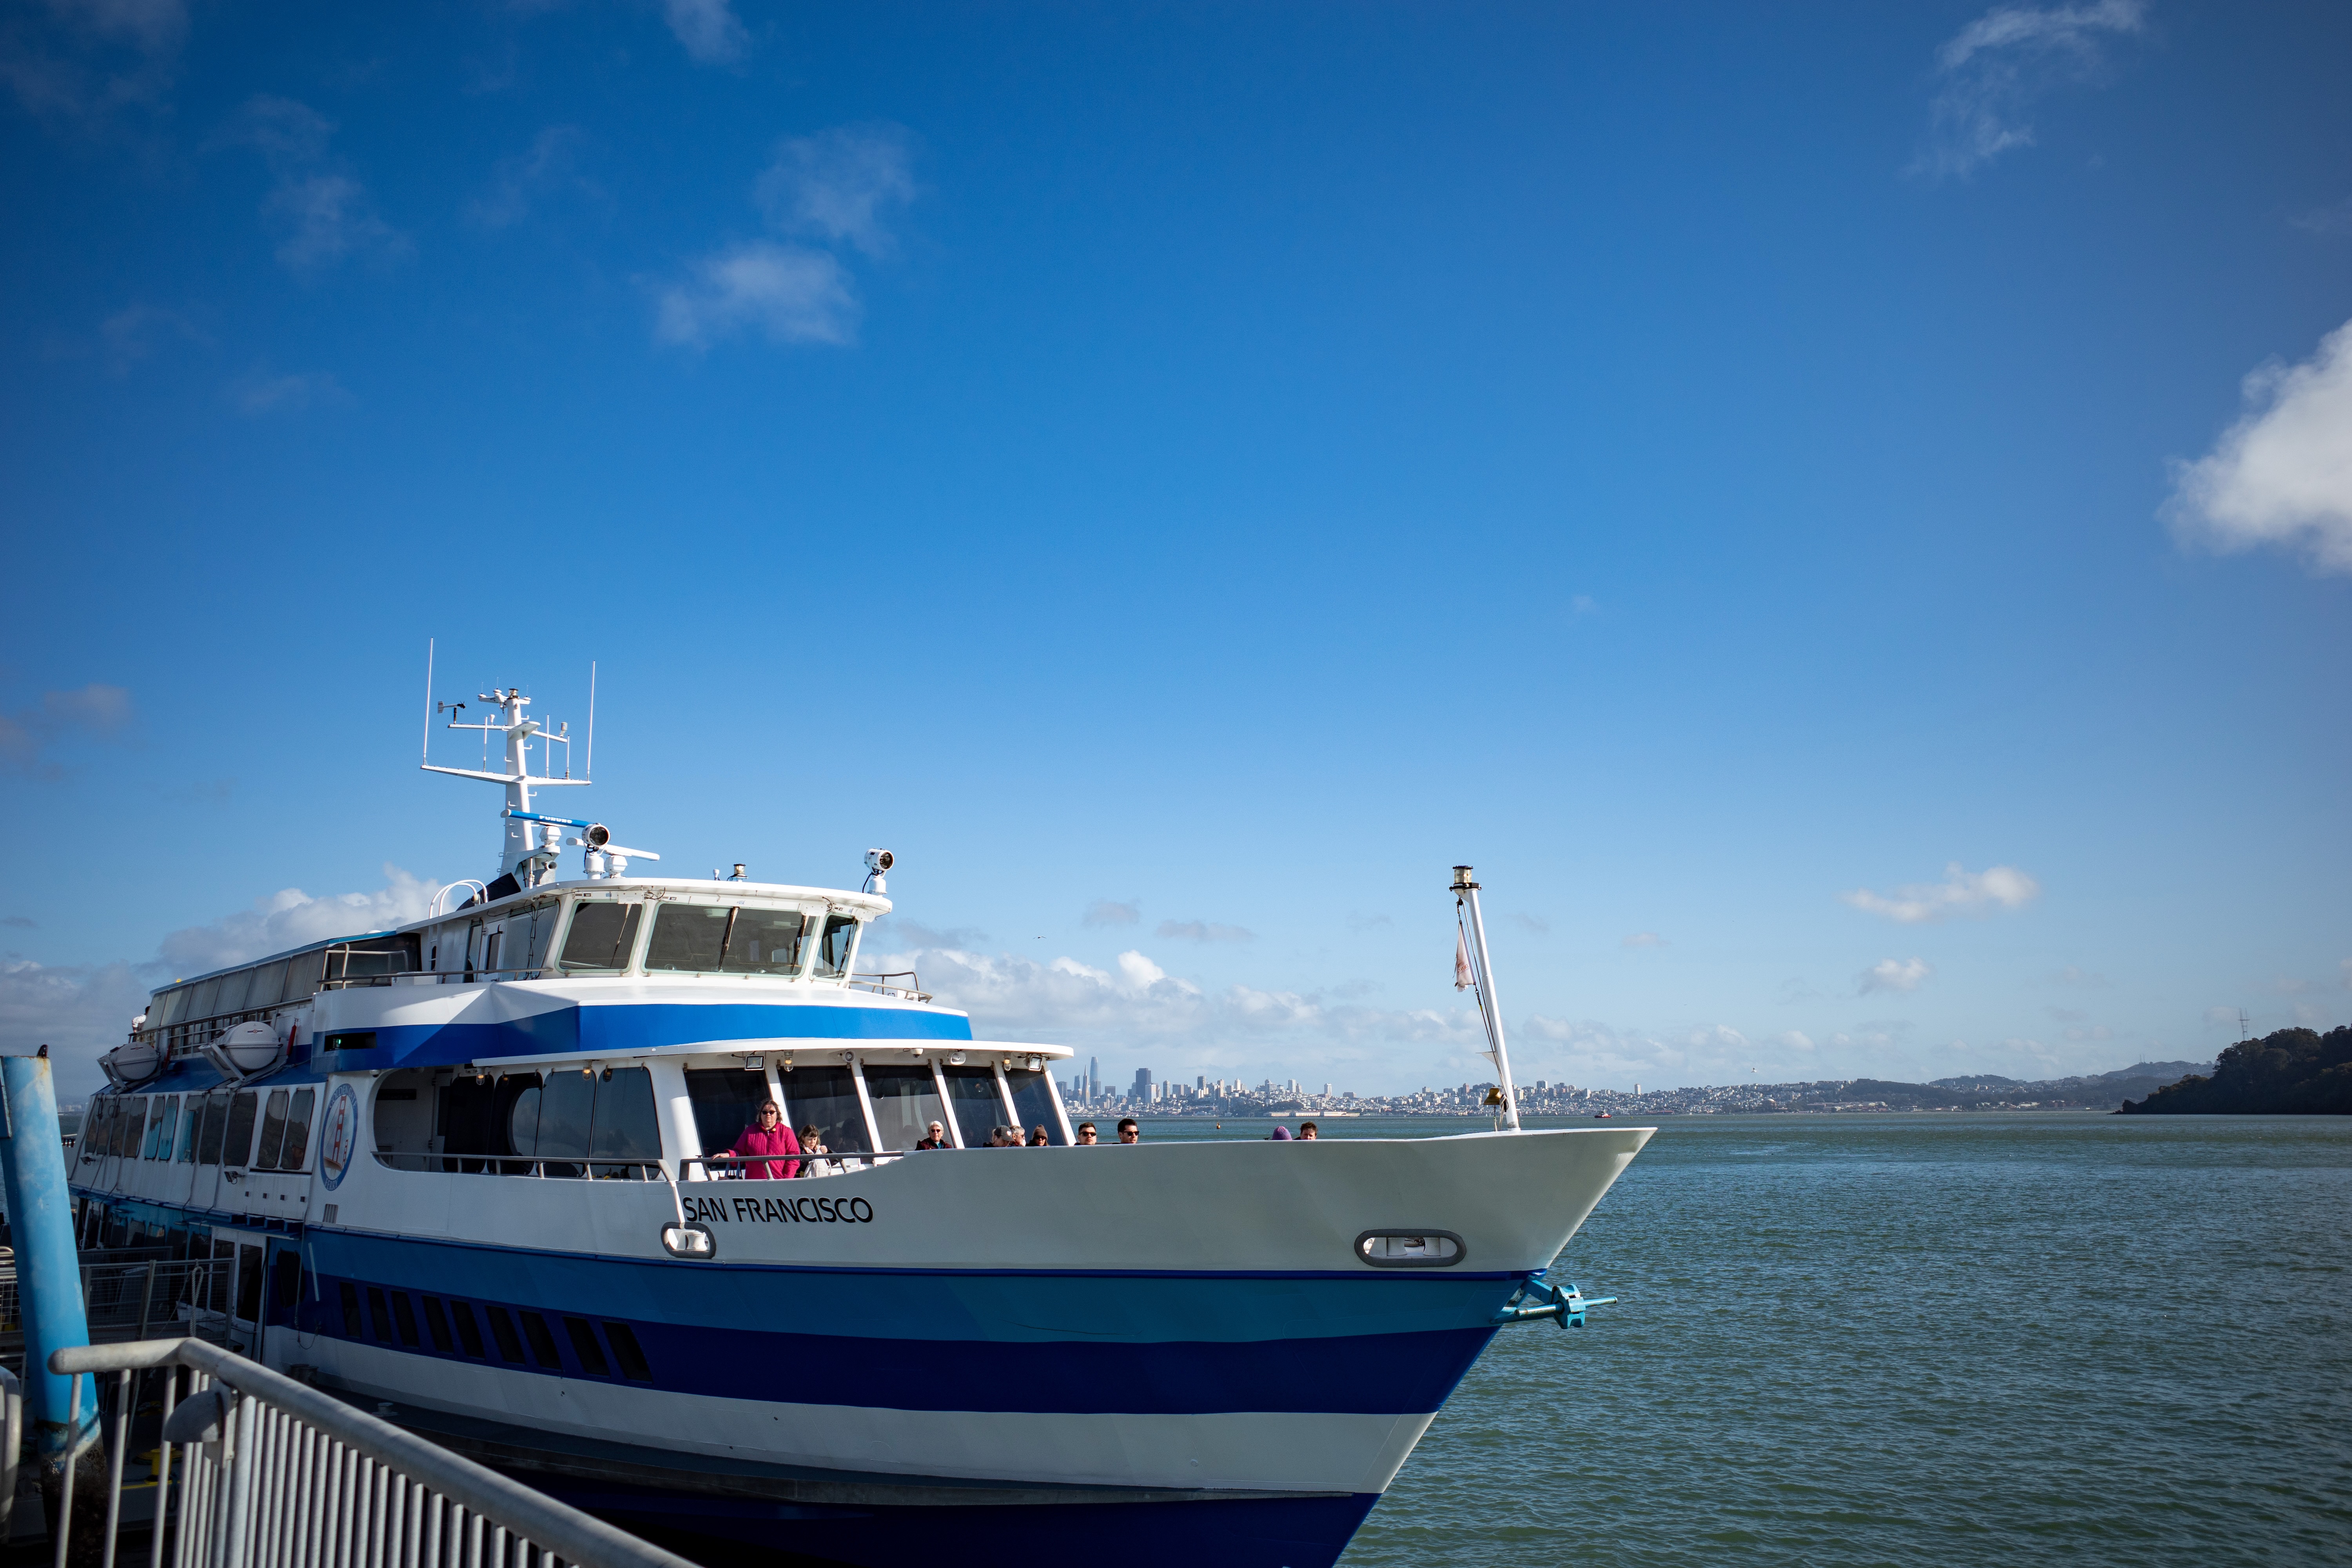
[423,673,590,881]
[1452,865,1523,1132]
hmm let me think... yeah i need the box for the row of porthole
[325,1277,654,1385]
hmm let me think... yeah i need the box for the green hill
[2119,1027,2352,1115]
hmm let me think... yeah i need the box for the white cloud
[1155,920,1254,943]
[1621,931,1666,948]
[228,369,347,415]
[470,125,594,230]
[1911,0,2145,179]
[100,303,205,370]
[1841,862,2040,923]
[2289,196,2352,237]
[755,123,916,258]
[0,864,440,1098]
[661,0,747,65]
[654,242,857,349]
[1,0,185,124]
[1083,900,1140,927]
[267,174,408,271]
[1859,957,1932,995]
[218,96,408,274]
[0,682,132,777]
[155,864,438,976]
[2164,318,2352,575]
[0,958,154,1097]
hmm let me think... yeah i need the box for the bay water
[1141,1112,2352,1564]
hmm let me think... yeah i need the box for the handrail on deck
[45,1337,701,1568]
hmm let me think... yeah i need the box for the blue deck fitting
[1491,1272,1617,1330]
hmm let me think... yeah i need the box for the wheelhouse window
[558,900,642,974]
[644,904,810,976]
[811,915,858,979]
[941,1067,1004,1149]
[1007,1064,1067,1144]
[245,959,287,1009]
[780,1065,872,1155]
[282,950,322,1000]
[685,1066,772,1159]
[864,1065,946,1152]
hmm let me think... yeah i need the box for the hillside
[2119,1028,2352,1115]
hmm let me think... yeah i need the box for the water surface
[1143,1112,2352,1565]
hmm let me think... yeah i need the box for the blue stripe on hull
[565,1485,1381,1568]
[309,1233,1522,1343]
[337,1002,973,1069]
[306,1267,1499,1415]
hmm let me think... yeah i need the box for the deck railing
[45,1338,703,1568]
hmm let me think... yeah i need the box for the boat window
[942,1067,1007,1149]
[146,1095,176,1160]
[332,935,420,980]
[517,900,561,972]
[643,904,809,976]
[485,1306,526,1363]
[422,1296,454,1353]
[810,915,858,980]
[153,989,187,1027]
[559,901,642,974]
[254,1091,291,1169]
[684,1067,771,1158]
[451,1301,486,1358]
[185,977,222,1021]
[282,950,321,1001]
[371,1072,434,1170]
[117,1098,147,1159]
[195,1091,230,1165]
[865,1065,947,1153]
[1007,1065,1067,1145]
[176,1100,201,1163]
[781,1065,872,1154]
[535,1068,595,1178]
[503,1074,544,1173]
[588,1067,662,1172]
[280,1089,316,1171]
[214,969,252,1015]
[564,1317,610,1376]
[223,1092,260,1168]
[245,960,287,1010]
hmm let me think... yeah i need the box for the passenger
[1268,1124,1292,1140]
[797,1123,838,1177]
[1028,1125,1050,1146]
[1298,1122,1319,1140]
[915,1121,950,1150]
[992,1126,1021,1147]
[729,1100,801,1179]
[1075,1122,1099,1145]
[1116,1118,1140,1144]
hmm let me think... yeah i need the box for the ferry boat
[66,684,1652,1568]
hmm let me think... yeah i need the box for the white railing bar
[50,1339,702,1568]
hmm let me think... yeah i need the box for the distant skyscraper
[1090,1056,1100,1098]
[1132,1067,1153,1101]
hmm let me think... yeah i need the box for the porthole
[1354,1229,1466,1268]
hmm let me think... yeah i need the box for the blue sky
[5,0,2349,1100]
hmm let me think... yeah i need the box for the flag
[1455,927,1474,991]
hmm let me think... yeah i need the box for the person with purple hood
[1268,1124,1292,1140]
[729,1100,801,1178]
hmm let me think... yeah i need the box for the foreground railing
[47,1338,702,1568]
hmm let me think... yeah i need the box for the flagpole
[1452,865,1523,1132]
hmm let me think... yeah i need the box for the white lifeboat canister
[107,1039,166,1083]
[207,1020,284,1079]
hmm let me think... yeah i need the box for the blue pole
[0,1053,98,1456]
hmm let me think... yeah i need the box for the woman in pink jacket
[730,1100,802,1178]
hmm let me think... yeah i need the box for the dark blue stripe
[307,1270,1495,1415]
[309,1231,1519,1341]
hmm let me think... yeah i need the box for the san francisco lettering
[683,1192,874,1225]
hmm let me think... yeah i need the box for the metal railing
[846,971,931,1002]
[5,1259,247,1370]
[46,1338,702,1568]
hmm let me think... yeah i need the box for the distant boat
[1593,1111,1613,1118]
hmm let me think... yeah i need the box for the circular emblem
[318,1083,360,1191]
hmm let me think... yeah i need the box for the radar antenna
[420,639,595,883]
